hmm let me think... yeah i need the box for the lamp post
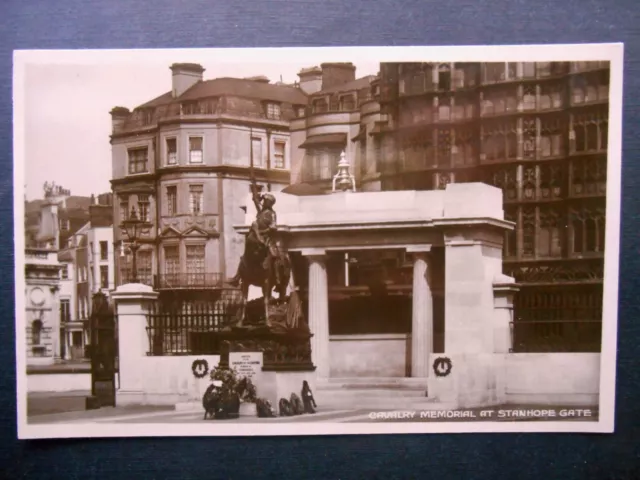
[119,206,152,283]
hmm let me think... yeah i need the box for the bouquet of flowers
[236,376,257,403]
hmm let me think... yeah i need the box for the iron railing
[154,273,224,290]
[146,292,244,355]
[145,294,314,370]
[118,272,153,287]
[510,320,602,353]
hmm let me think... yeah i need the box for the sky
[20,53,380,201]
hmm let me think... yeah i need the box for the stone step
[320,377,428,390]
[316,388,427,397]
[314,396,449,410]
[319,383,427,391]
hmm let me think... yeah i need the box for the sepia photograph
[13,44,623,439]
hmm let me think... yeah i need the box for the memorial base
[255,370,318,412]
[427,353,506,409]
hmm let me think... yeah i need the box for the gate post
[493,273,520,354]
[111,283,159,406]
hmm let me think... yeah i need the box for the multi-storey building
[26,188,113,362]
[68,195,114,357]
[109,63,307,302]
[290,63,380,187]
[24,186,70,365]
[57,245,76,359]
[293,61,609,352]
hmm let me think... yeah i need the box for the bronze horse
[235,235,291,327]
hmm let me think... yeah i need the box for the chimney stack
[109,107,130,133]
[320,63,356,91]
[37,182,70,250]
[297,66,323,95]
[170,63,205,98]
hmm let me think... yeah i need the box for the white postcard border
[13,43,623,439]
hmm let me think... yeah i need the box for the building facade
[109,63,307,302]
[293,61,609,353]
[290,63,381,188]
[25,247,63,365]
[57,246,77,359]
[68,197,114,358]
[24,186,70,365]
[25,187,113,363]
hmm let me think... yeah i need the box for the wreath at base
[192,359,209,379]
[433,357,453,377]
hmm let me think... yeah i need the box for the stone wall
[329,334,410,377]
[27,373,92,393]
[118,355,221,406]
[504,353,600,406]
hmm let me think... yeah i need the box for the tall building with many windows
[56,193,113,359]
[293,61,609,352]
[109,63,307,301]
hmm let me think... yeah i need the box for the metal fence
[510,320,602,353]
[145,293,314,370]
[154,273,224,290]
[146,292,244,356]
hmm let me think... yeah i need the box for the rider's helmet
[261,193,276,207]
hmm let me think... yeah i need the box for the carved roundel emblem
[433,357,453,377]
[191,359,209,379]
[29,287,46,307]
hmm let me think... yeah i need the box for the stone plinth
[427,353,506,409]
[111,283,159,406]
[493,273,520,354]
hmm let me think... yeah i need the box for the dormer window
[181,101,199,115]
[140,108,154,125]
[340,94,355,111]
[266,103,281,120]
[312,98,328,114]
[297,107,306,118]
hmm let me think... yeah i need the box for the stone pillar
[493,274,520,353]
[51,291,61,361]
[407,245,433,378]
[110,283,159,406]
[443,237,496,354]
[66,331,72,360]
[303,249,330,379]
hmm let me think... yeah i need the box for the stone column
[493,274,520,353]
[66,331,72,360]
[303,249,330,379]
[407,246,433,378]
[111,283,159,406]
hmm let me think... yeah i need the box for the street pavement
[29,406,372,424]
[27,403,599,425]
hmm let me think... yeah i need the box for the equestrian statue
[226,172,292,327]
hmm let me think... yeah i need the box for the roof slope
[314,75,377,95]
[136,77,308,110]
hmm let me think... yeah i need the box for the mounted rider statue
[226,179,291,327]
[227,184,286,290]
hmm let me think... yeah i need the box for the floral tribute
[203,366,261,420]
